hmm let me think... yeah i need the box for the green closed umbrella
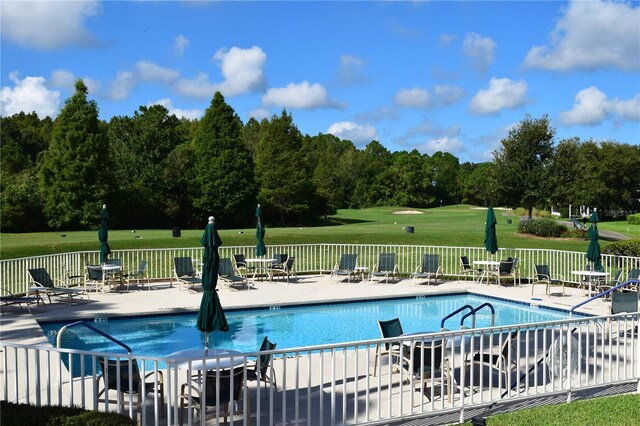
[586,209,602,271]
[196,216,229,351]
[98,204,111,263]
[484,206,499,255]
[256,204,266,257]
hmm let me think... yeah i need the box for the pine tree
[193,92,255,226]
[39,79,109,229]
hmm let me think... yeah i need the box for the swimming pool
[41,294,581,358]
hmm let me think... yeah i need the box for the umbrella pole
[204,332,208,353]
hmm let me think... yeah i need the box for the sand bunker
[393,210,424,215]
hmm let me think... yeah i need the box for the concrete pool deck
[1,274,613,346]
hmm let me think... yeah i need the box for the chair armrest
[144,370,164,384]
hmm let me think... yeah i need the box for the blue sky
[1,1,639,163]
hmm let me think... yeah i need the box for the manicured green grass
[469,393,640,425]
[2,205,636,259]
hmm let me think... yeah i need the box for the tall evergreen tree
[39,80,109,229]
[255,110,315,224]
[193,92,255,226]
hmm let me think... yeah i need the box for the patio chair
[27,267,86,304]
[233,254,255,278]
[532,265,565,296]
[369,253,398,284]
[374,317,405,377]
[330,254,358,283]
[491,258,516,287]
[173,257,202,291]
[610,291,638,338]
[597,269,622,300]
[124,260,150,290]
[459,256,482,281]
[219,258,250,290]
[246,336,278,394]
[96,357,164,417]
[625,268,640,292]
[405,337,452,401]
[411,254,442,285]
[269,256,296,283]
[179,366,245,426]
[85,265,112,293]
[465,330,519,389]
[0,289,44,315]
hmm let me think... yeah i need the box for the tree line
[2,80,639,232]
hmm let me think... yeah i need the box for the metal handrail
[56,320,132,354]
[569,279,640,317]
[440,304,473,330]
[460,302,495,329]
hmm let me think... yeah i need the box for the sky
[1,0,639,163]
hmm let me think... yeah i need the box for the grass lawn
[470,393,640,425]
[1,205,637,259]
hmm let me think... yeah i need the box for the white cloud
[560,86,640,125]
[212,46,267,96]
[174,35,190,56]
[336,54,368,87]
[1,72,60,118]
[148,98,202,120]
[469,77,528,115]
[395,85,464,109]
[524,0,640,70]
[327,121,378,145]
[439,33,457,47]
[135,61,180,84]
[263,81,341,110]
[613,93,640,122]
[463,32,496,72]
[395,87,432,108]
[50,70,100,94]
[173,46,267,99]
[108,71,135,100]
[423,137,464,155]
[0,1,100,50]
[175,73,217,99]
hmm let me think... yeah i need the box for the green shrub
[513,207,551,218]
[627,213,640,225]
[561,228,588,240]
[519,218,567,238]
[601,239,640,257]
[0,401,135,426]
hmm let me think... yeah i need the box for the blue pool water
[40,294,578,359]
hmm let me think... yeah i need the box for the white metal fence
[2,313,638,425]
[3,244,640,294]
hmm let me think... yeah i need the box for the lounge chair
[532,265,565,296]
[179,367,245,425]
[219,258,250,290]
[411,254,442,285]
[571,217,586,230]
[269,256,296,283]
[233,254,255,278]
[27,267,86,304]
[460,256,482,281]
[0,289,44,315]
[330,254,358,283]
[246,336,278,394]
[124,260,150,290]
[374,317,405,377]
[96,356,164,417]
[369,253,398,284]
[173,257,202,291]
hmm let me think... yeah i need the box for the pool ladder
[57,320,131,354]
[440,302,495,331]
